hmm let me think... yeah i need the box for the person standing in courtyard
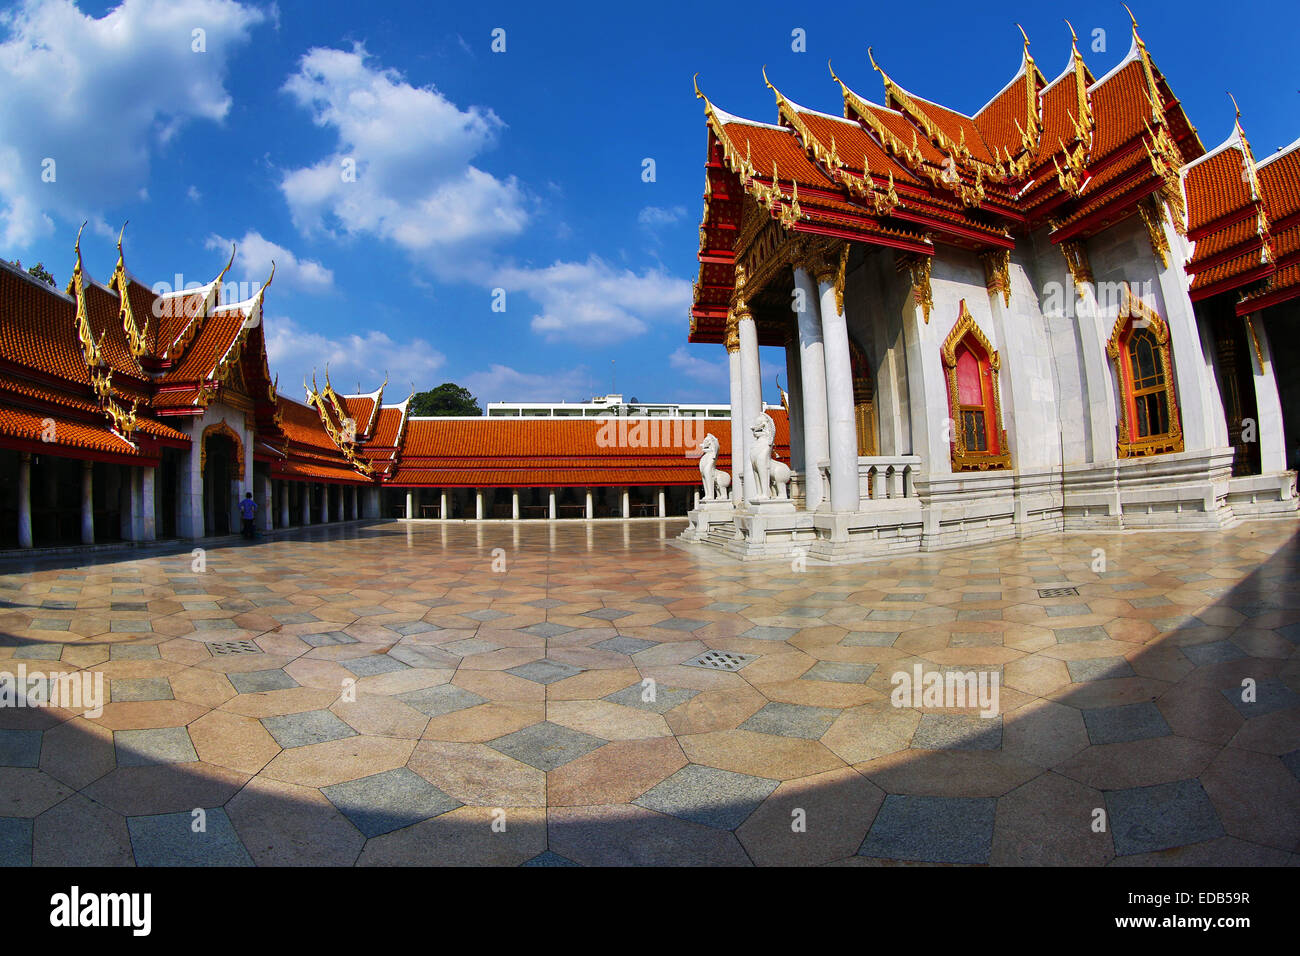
[239,491,257,539]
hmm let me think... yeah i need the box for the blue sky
[2,0,1295,409]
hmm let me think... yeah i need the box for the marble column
[140,466,155,541]
[1245,312,1287,473]
[585,488,593,519]
[280,482,290,527]
[816,261,861,512]
[794,265,830,509]
[727,320,745,505]
[404,490,413,520]
[17,453,32,548]
[658,487,666,517]
[738,311,762,503]
[439,489,448,519]
[475,489,484,520]
[548,489,557,520]
[784,328,805,473]
[621,487,630,518]
[80,461,94,544]
[511,489,520,519]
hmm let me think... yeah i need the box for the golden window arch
[1105,284,1183,458]
[941,300,1010,471]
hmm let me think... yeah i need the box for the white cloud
[0,0,265,247]
[669,345,727,386]
[492,255,692,345]
[206,230,334,294]
[460,363,591,404]
[263,314,445,396]
[279,44,527,257]
[638,205,687,228]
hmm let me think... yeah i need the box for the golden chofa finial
[693,72,706,101]
[1122,3,1144,46]
[1064,18,1079,44]
[867,47,882,75]
[1017,22,1031,55]
[1227,91,1242,123]
[762,63,774,92]
[215,242,236,285]
[116,220,128,255]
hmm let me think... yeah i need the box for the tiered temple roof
[689,15,1232,343]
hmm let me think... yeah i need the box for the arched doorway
[850,340,877,457]
[201,422,244,536]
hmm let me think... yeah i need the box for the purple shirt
[239,498,257,520]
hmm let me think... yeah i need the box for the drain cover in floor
[208,640,263,656]
[682,650,758,672]
[1038,586,1080,598]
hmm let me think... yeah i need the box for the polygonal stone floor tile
[228,669,299,694]
[840,631,900,647]
[128,807,253,866]
[261,709,357,749]
[1066,657,1136,682]
[741,626,799,642]
[740,702,840,740]
[1105,778,1224,856]
[506,659,582,685]
[584,608,634,621]
[0,816,33,866]
[604,681,699,715]
[302,630,359,647]
[802,661,877,684]
[321,768,462,838]
[911,714,1003,751]
[0,728,42,767]
[487,720,606,771]
[1220,678,1300,718]
[520,622,574,638]
[521,850,581,866]
[1082,702,1173,746]
[858,794,996,864]
[633,763,778,830]
[342,656,409,678]
[593,636,658,655]
[115,727,198,767]
[442,638,500,657]
[398,684,487,718]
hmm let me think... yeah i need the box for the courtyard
[0,518,1297,867]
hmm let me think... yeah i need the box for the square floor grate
[682,650,758,672]
[1038,586,1080,598]
[208,640,262,656]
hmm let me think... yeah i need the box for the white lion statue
[749,412,791,501]
[698,432,732,503]
[699,433,719,500]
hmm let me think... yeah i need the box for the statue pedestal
[680,500,735,542]
[743,497,797,515]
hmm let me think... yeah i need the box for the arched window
[1106,285,1183,458]
[941,301,1010,471]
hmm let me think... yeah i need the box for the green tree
[3,259,55,286]
[410,383,482,416]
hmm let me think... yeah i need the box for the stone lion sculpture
[749,412,791,500]
[697,434,732,502]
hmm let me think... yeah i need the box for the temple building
[0,230,787,548]
[680,16,1298,559]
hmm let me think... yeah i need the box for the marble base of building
[680,456,1298,562]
